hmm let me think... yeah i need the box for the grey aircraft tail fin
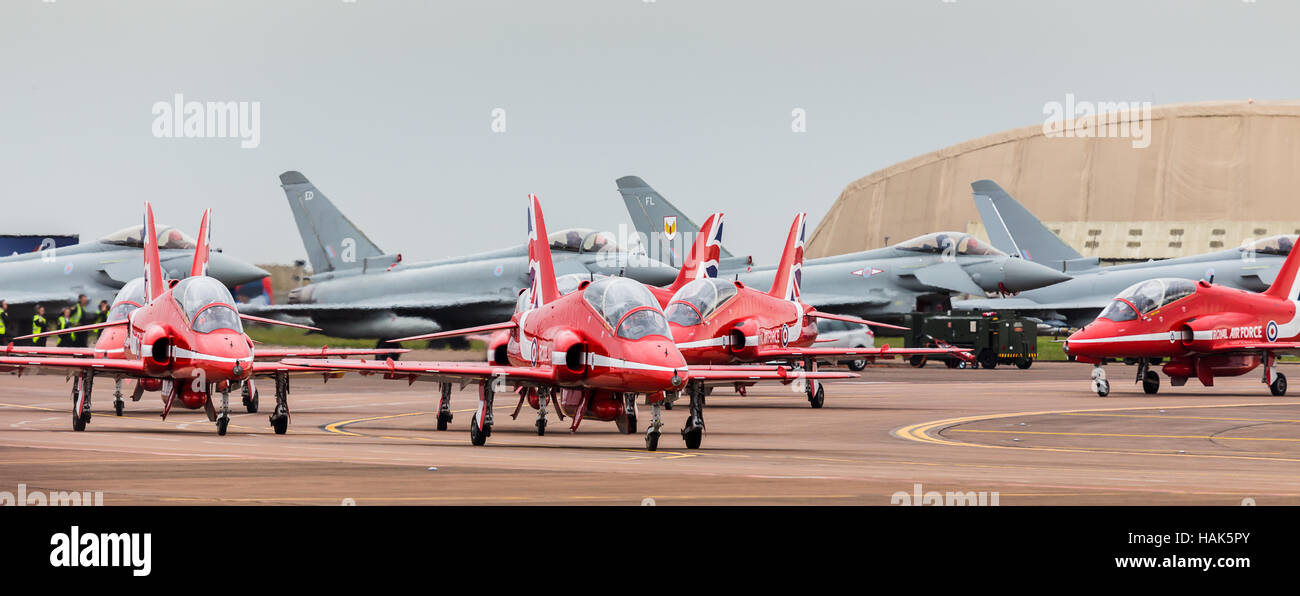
[615,176,733,267]
[279,171,386,273]
[971,180,1096,272]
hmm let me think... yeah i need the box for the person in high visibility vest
[70,294,88,347]
[0,299,9,345]
[55,307,73,347]
[90,300,109,342]
[30,305,47,347]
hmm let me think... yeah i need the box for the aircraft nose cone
[999,258,1071,292]
[206,253,271,287]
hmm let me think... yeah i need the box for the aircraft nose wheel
[113,399,124,417]
[469,416,491,446]
[535,417,546,436]
[216,415,230,436]
[1271,372,1288,396]
[1142,371,1160,395]
[848,358,867,371]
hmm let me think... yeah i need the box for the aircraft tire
[245,390,259,414]
[271,415,288,435]
[72,411,87,432]
[114,400,124,416]
[645,431,660,451]
[1096,380,1110,397]
[682,425,702,449]
[536,418,546,436]
[808,385,825,408]
[469,416,488,446]
[436,412,451,431]
[216,416,229,436]
[848,358,867,371]
[1142,371,1160,395]
[1271,373,1287,397]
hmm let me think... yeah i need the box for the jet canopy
[1241,234,1297,256]
[548,228,625,254]
[582,277,670,340]
[100,224,197,250]
[172,277,243,334]
[665,278,739,326]
[108,278,146,322]
[895,232,1005,256]
[1098,278,1197,322]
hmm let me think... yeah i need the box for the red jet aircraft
[1065,241,1300,397]
[663,213,971,418]
[0,204,402,434]
[284,195,853,450]
[5,277,402,417]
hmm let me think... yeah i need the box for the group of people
[0,295,109,348]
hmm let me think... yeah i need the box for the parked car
[815,318,876,371]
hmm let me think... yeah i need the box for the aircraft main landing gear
[681,382,705,449]
[71,372,93,431]
[469,381,494,446]
[269,372,290,435]
[1264,353,1287,396]
[436,383,454,431]
[113,378,124,416]
[241,382,259,413]
[803,357,825,408]
[615,393,638,434]
[534,387,549,436]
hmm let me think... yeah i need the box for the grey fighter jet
[237,171,681,342]
[956,180,1294,328]
[0,222,269,326]
[615,176,1072,319]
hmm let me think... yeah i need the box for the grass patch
[244,325,378,349]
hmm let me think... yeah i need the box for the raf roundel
[1267,320,1279,342]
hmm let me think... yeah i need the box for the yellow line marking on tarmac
[1060,412,1300,423]
[894,401,1300,463]
[950,429,1300,443]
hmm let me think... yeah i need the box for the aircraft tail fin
[768,213,807,301]
[615,176,733,267]
[526,194,561,307]
[279,171,385,273]
[971,180,1084,268]
[1264,241,1300,301]
[142,202,165,302]
[668,213,725,291]
[190,208,212,278]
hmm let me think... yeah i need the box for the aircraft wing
[901,261,985,295]
[238,294,510,317]
[1225,342,1300,356]
[1,345,98,357]
[252,347,411,360]
[798,292,893,309]
[279,358,557,385]
[0,356,147,376]
[955,296,1106,311]
[754,346,972,361]
[684,365,855,387]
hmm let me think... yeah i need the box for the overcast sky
[3,0,1297,265]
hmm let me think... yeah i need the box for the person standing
[70,294,89,347]
[56,307,73,347]
[90,300,109,343]
[30,305,47,347]
[0,300,9,346]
